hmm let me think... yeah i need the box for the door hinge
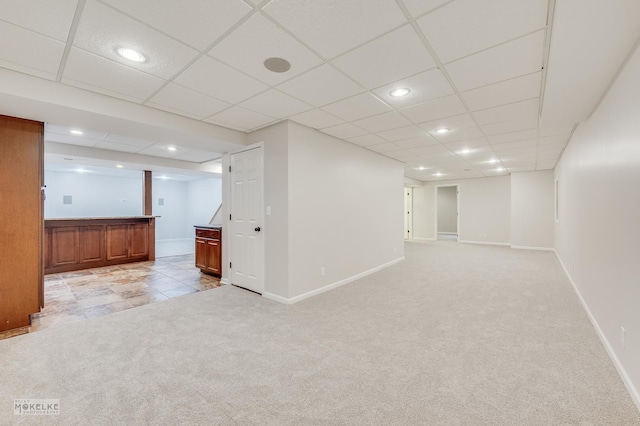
[229,214,232,220]
[229,165,231,172]
[229,262,232,268]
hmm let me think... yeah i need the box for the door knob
[255,226,261,232]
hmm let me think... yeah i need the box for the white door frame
[434,184,460,241]
[227,142,265,294]
[404,187,413,240]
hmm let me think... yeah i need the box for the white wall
[44,170,142,218]
[554,43,640,407]
[437,186,457,233]
[510,171,554,249]
[287,122,404,299]
[413,176,511,244]
[153,179,189,240]
[186,177,222,234]
[243,121,404,301]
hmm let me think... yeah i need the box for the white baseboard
[438,232,457,235]
[511,245,555,251]
[220,277,230,285]
[262,256,405,305]
[553,250,640,413]
[458,240,510,247]
[409,237,436,242]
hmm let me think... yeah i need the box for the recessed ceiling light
[117,47,146,63]
[413,166,427,171]
[390,88,410,97]
[488,158,499,164]
[435,128,450,134]
[432,172,443,177]
[167,146,177,152]
[496,167,505,172]
[116,165,123,168]
[76,168,86,173]
[264,57,291,73]
[459,148,471,154]
[70,129,83,135]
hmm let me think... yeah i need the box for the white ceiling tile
[373,69,455,108]
[473,98,539,126]
[432,127,484,144]
[321,92,391,122]
[418,113,476,133]
[239,89,312,118]
[487,129,539,144]
[536,161,557,171]
[94,141,146,153]
[44,135,98,148]
[403,0,451,18]
[354,111,412,133]
[208,14,322,85]
[62,48,166,103]
[347,134,387,147]
[367,142,402,153]
[538,124,574,137]
[393,136,439,149]
[0,0,78,42]
[0,21,65,80]
[45,125,108,141]
[206,106,276,131]
[481,118,538,136]
[418,0,547,63]
[443,138,490,152]
[321,123,368,139]
[136,145,180,158]
[409,145,449,156]
[146,83,230,120]
[73,0,199,79]
[172,153,219,162]
[491,139,537,151]
[175,56,268,104]
[419,150,457,160]
[377,125,428,142]
[445,31,545,91]
[102,133,157,148]
[461,72,542,111]
[102,0,251,50]
[333,25,436,89]
[507,166,536,172]
[400,94,466,123]
[538,135,569,146]
[384,150,416,161]
[277,64,364,106]
[264,0,406,58]
[289,109,344,129]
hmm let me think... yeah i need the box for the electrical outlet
[320,267,325,277]
[621,327,626,349]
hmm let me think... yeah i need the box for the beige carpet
[1,241,638,425]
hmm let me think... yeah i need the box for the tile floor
[0,254,221,340]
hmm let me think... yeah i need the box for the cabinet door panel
[51,227,79,267]
[129,223,149,258]
[79,226,104,263]
[106,225,128,260]
[195,238,207,269]
[206,239,221,275]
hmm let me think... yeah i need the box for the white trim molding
[262,257,405,305]
[511,245,555,251]
[554,250,640,412]
[458,240,510,247]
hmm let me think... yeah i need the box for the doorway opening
[404,187,413,240]
[435,185,459,241]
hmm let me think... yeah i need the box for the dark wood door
[50,227,79,267]
[79,226,104,264]
[129,223,149,258]
[0,115,44,331]
[206,239,221,275]
[106,225,128,260]
[195,238,207,270]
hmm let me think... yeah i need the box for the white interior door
[230,147,264,294]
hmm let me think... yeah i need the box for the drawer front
[196,228,220,239]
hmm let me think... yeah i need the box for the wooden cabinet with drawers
[195,226,221,276]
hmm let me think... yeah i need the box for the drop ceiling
[0,0,637,181]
